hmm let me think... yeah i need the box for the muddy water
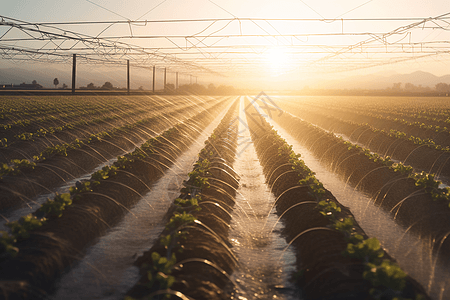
[267,117,450,300]
[50,105,232,300]
[227,99,299,300]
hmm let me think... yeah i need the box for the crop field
[1,94,450,300]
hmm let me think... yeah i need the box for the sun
[264,47,292,75]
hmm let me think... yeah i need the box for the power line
[7,17,450,27]
[1,12,450,76]
[85,0,130,21]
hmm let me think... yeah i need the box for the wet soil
[0,98,223,211]
[280,102,450,179]
[127,99,240,300]
[270,110,450,263]
[0,100,229,299]
[245,99,430,300]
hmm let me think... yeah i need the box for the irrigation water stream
[0,159,117,231]
[50,104,231,299]
[0,104,188,229]
[266,113,450,300]
[50,97,302,300]
[14,95,450,299]
[0,96,218,228]
[226,98,298,299]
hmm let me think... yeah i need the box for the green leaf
[151,252,161,263]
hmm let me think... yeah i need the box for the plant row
[9,108,145,143]
[281,99,450,148]
[273,106,450,207]
[245,100,429,300]
[0,97,138,137]
[0,98,231,299]
[0,95,203,154]
[0,94,203,159]
[280,103,450,179]
[0,97,201,169]
[0,95,177,129]
[126,99,240,300]
[283,97,450,128]
[270,108,450,264]
[0,97,225,211]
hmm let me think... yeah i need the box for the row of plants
[279,105,450,204]
[0,97,221,208]
[285,97,450,129]
[283,100,450,147]
[7,98,177,139]
[1,105,112,130]
[270,107,450,262]
[362,104,449,128]
[0,96,197,149]
[0,95,160,128]
[0,98,126,132]
[0,94,196,157]
[0,123,185,258]
[360,102,450,127]
[282,100,450,148]
[0,94,196,124]
[356,104,450,127]
[280,101,450,179]
[245,101,429,300]
[0,98,232,299]
[280,102,450,199]
[11,111,127,142]
[126,99,240,300]
[0,114,158,181]
[0,159,37,180]
[0,121,170,256]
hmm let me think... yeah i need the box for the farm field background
[1,94,450,300]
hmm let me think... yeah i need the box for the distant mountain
[389,71,439,87]
[439,74,450,83]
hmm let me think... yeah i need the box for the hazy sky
[2,1,450,89]
[3,0,449,22]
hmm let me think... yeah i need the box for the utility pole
[176,72,178,90]
[152,66,156,93]
[127,60,130,95]
[71,54,76,94]
[164,67,167,92]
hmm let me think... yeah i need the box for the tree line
[79,82,116,90]
[79,81,238,94]
[388,82,450,94]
